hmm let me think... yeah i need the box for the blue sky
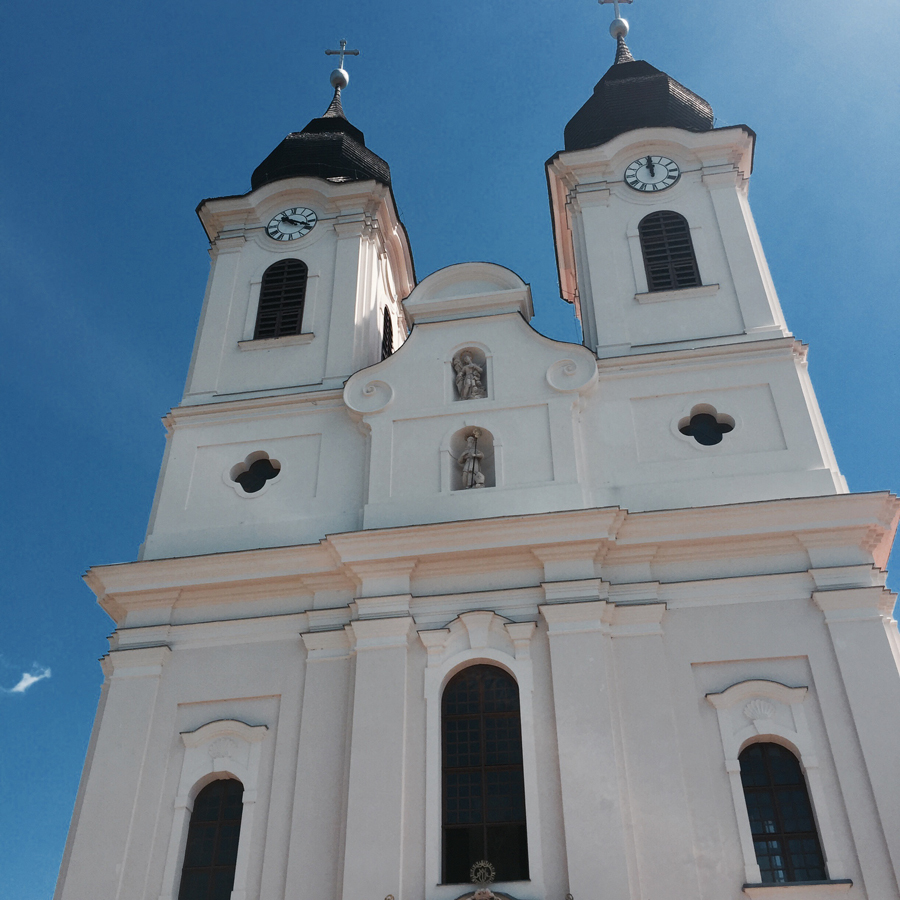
[1,1,898,895]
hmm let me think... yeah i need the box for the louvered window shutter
[639,211,701,292]
[381,308,394,360]
[254,259,308,339]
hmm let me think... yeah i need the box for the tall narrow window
[254,259,308,339]
[638,210,701,292]
[740,743,826,883]
[178,779,244,900]
[381,307,394,360]
[442,665,528,884]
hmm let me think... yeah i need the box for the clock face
[266,207,317,241]
[625,156,681,192]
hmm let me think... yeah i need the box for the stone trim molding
[742,880,852,898]
[418,612,544,900]
[707,680,843,885]
[158,719,268,900]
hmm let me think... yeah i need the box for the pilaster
[286,631,354,900]
[341,617,415,900]
[813,587,900,884]
[539,601,632,900]
[609,603,703,899]
[325,216,372,383]
[704,173,787,336]
[57,646,172,900]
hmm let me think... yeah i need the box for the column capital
[350,616,415,651]
[813,586,896,623]
[540,600,609,635]
[607,602,666,637]
[103,645,172,679]
[302,629,352,661]
[542,577,608,604]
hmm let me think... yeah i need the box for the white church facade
[56,20,900,900]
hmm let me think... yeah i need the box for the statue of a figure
[453,352,487,400]
[458,431,486,489]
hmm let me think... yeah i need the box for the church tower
[141,53,415,559]
[57,18,900,900]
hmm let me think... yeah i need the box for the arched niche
[449,426,496,490]
[451,346,489,401]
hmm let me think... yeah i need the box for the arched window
[178,778,244,900]
[638,210,701,292]
[381,307,394,360]
[739,743,826,883]
[254,259,308,340]
[442,665,528,884]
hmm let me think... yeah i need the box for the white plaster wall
[140,398,366,560]
[581,338,846,511]
[142,292,844,559]
[548,126,790,357]
[63,533,900,900]
[184,178,412,404]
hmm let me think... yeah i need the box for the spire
[322,86,345,119]
[605,0,634,63]
[614,32,634,64]
[322,40,357,119]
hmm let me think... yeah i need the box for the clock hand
[646,156,656,177]
[281,217,302,227]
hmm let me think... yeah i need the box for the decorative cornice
[86,493,900,627]
[181,719,268,749]
[707,679,808,711]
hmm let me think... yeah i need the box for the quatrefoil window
[678,404,735,446]
[229,451,281,494]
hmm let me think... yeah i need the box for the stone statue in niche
[458,429,486,489]
[453,351,487,400]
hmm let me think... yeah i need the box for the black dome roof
[564,36,714,152]
[251,88,391,191]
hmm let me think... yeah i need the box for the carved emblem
[207,737,237,759]
[743,699,775,722]
[470,860,496,885]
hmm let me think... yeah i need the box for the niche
[450,426,496,490]
[678,403,735,447]
[451,347,488,401]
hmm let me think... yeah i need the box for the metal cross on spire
[599,0,634,61]
[325,39,359,71]
[599,0,632,19]
[324,38,359,105]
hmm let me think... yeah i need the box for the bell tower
[183,49,414,404]
[140,50,416,560]
[545,4,845,502]
[547,5,788,358]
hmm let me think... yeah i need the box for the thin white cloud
[4,666,51,694]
